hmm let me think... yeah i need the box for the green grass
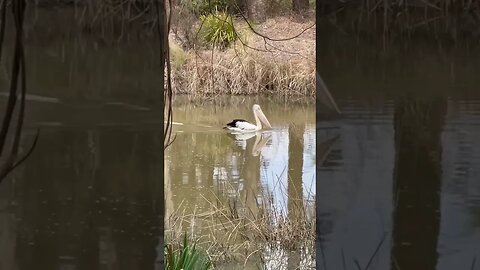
[165,233,213,270]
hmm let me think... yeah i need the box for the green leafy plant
[198,12,237,48]
[165,234,213,270]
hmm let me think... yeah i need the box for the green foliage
[199,12,237,48]
[165,234,213,270]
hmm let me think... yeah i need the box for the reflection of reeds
[72,0,156,38]
[164,176,315,267]
[318,0,480,44]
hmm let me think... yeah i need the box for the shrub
[198,12,237,48]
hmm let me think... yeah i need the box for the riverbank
[169,16,316,98]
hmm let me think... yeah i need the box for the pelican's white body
[227,121,259,132]
[224,104,272,133]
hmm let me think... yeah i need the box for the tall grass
[171,48,315,97]
[164,175,316,267]
[170,15,316,98]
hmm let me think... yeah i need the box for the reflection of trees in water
[391,97,446,270]
[287,123,305,269]
[10,129,162,270]
[167,132,239,212]
[15,39,162,105]
[315,133,339,266]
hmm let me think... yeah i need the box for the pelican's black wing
[224,119,247,128]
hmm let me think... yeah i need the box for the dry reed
[169,16,316,98]
[165,174,316,267]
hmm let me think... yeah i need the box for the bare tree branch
[1,129,39,180]
[237,11,315,42]
[0,0,39,182]
[157,0,175,149]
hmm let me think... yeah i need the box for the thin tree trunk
[293,0,310,14]
[246,0,266,23]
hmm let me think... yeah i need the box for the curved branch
[0,129,40,180]
[0,0,37,183]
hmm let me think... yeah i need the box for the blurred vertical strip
[161,0,174,150]
[0,0,39,183]
[157,0,169,268]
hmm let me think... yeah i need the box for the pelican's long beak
[252,133,271,156]
[258,110,272,129]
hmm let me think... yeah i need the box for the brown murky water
[1,7,480,270]
[316,27,480,270]
[165,96,317,269]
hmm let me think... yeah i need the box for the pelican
[224,104,272,132]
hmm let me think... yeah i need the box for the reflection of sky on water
[437,100,480,269]
[317,99,480,270]
[213,153,243,198]
[317,101,395,270]
[259,126,316,214]
[302,125,316,202]
[260,127,290,213]
[165,100,316,269]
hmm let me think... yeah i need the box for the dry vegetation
[165,178,316,267]
[169,16,316,97]
[318,0,480,44]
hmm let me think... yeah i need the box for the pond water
[316,28,480,270]
[1,6,480,270]
[165,96,317,269]
[1,6,320,269]
[0,100,165,270]
[0,10,166,269]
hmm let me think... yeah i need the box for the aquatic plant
[165,233,213,270]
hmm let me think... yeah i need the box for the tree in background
[293,0,309,13]
[246,0,266,22]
